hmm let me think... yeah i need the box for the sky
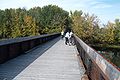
[0,0,120,24]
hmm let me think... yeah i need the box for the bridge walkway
[0,37,85,80]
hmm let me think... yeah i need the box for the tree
[3,9,13,38]
[0,5,70,39]
[11,11,21,38]
[114,19,120,44]
[40,5,69,34]
[104,22,115,44]
[71,11,100,43]
[70,10,84,38]
[21,15,39,36]
[0,10,5,38]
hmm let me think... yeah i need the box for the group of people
[61,30,74,45]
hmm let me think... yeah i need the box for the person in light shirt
[65,32,70,45]
[61,30,64,39]
[69,31,74,45]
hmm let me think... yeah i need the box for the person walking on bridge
[61,30,64,39]
[65,32,70,45]
[69,31,74,45]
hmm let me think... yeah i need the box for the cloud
[85,0,112,9]
[89,1,102,5]
[92,3,112,9]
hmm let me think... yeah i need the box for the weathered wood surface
[0,38,85,80]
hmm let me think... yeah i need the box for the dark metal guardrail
[0,33,60,64]
[74,35,120,80]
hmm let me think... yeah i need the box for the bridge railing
[74,35,120,80]
[0,33,60,64]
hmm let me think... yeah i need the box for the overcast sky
[0,0,120,24]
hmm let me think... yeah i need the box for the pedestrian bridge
[0,33,119,80]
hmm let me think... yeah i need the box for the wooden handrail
[0,33,60,64]
[74,35,120,80]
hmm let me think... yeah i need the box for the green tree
[0,5,69,39]
[104,22,115,44]
[70,10,84,38]
[71,11,100,43]
[11,12,21,38]
[21,15,39,36]
[3,9,13,38]
[114,19,120,44]
[0,10,5,38]
[40,5,69,34]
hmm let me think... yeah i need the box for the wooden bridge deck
[0,38,85,80]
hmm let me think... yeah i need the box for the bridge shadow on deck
[0,37,60,80]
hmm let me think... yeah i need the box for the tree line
[0,5,120,46]
[70,10,120,45]
[0,5,69,39]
